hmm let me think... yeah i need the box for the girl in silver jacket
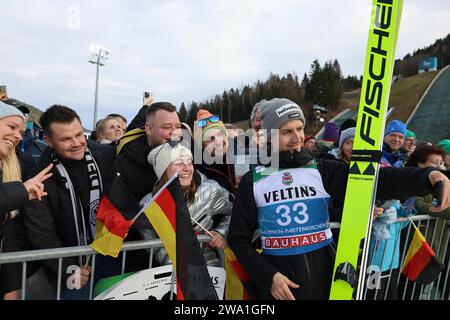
[139,141,232,266]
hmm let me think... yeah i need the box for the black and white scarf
[52,149,103,250]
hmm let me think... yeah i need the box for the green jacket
[415,195,450,220]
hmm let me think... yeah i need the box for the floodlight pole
[92,48,104,130]
[90,46,109,131]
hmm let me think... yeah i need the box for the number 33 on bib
[253,163,333,256]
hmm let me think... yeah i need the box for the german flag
[143,175,218,300]
[91,176,140,258]
[402,223,444,285]
[224,247,251,300]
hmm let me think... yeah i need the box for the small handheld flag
[401,220,444,285]
[90,175,140,258]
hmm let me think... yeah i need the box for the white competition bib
[253,163,333,255]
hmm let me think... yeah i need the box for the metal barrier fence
[1,216,449,300]
[0,235,217,300]
[359,215,450,300]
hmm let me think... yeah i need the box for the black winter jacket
[126,105,147,133]
[228,149,437,300]
[0,182,28,223]
[0,152,40,295]
[195,161,237,195]
[0,181,29,295]
[113,135,157,202]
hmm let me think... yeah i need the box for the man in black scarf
[24,105,115,300]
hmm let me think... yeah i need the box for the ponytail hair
[1,151,22,218]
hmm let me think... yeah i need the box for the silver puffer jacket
[139,171,233,266]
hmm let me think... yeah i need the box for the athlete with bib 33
[228,98,450,300]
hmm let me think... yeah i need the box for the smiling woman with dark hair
[139,141,232,267]
[403,143,450,299]
[405,143,446,169]
[405,143,448,223]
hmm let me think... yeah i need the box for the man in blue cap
[381,120,408,168]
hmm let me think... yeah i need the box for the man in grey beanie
[228,97,450,300]
[257,98,306,152]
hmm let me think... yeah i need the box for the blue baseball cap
[384,120,407,137]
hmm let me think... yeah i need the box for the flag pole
[84,255,91,267]
[190,216,235,252]
[130,173,179,225]
[190,216,215,237]
[407,216,420,231]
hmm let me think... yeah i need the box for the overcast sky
[1,0,449,130]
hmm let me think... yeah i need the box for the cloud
[1,0,449,129]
